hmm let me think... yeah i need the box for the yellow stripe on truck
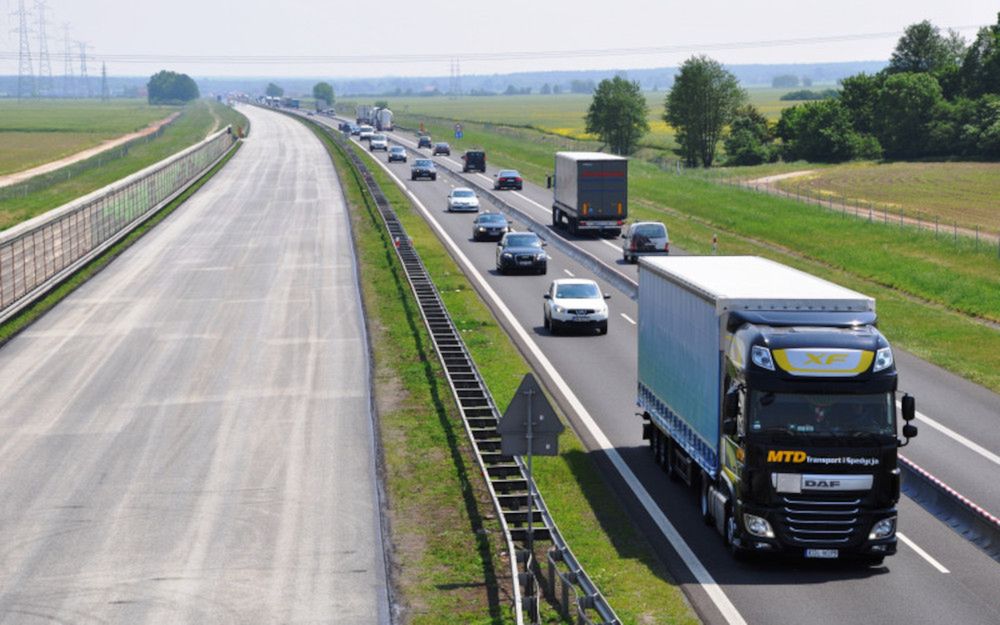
[772,349,874,377]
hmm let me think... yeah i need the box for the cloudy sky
[1,0,997,77]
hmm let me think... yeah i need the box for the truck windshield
[748,391,894,436]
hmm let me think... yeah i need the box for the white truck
[374,108,394,131]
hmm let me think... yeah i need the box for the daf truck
[637,256,917,563]
[548,152,627,236]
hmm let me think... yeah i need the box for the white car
[543,279,610,335]
[447,188,480,212]
[621,221,670,263]
[369,134,388,151]
[358,125,375,141]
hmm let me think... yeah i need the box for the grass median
[330,123,699,625]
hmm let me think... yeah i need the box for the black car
[496,232,547,275]
[472,212,510,241]
[411,158,437,181]
[433,142,451,156]
[462,149,486,172]
[417,134,433,149]
[388,145,407,163]
[494,169,523,190]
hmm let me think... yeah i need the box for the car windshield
[390,147,404,153]
[505,234,541,248]
[453,190,475,198]
[499,170,519,177]
[556,283,601,299]
[372,135,385,141]
[479,214,506,223]
[748,391,894,436]
[632,224,667,238]
[414,159,432,167]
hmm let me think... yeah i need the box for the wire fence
[662,161,1000,259]
[0,127,238,323]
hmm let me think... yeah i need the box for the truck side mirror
[902,423,918,439]
[546,175,552,189]
[901,394,915,421]
[722,418,738,437]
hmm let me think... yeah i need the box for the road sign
[454,123,463,139]
[499,373,563,456]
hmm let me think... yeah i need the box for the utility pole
[12,0,35,99]
[78,41,91,97]
[62,22,74,97]
[101,62,109,101]
[34,0,53,96]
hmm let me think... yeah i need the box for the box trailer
[549,152,627,236]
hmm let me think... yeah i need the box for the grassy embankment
[315,117,699,625]
[0,99,248,231]
[385,114,1000,393]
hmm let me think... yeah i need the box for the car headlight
[868,517,896,540]
[751,345,775,371]
[501,252,512,258]
[477,227,486,232]
[536,253,547,260]
[873,347,894,372]
[743,513,775,538]
[553,305,565,313]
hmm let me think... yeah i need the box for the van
[462,149,486,173]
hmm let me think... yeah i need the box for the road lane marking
[898,532,950,573]
[621,313,636,325]
[355,144,748,625]
[898,403,1000,468]
[563,269,574,277]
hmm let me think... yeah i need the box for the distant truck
[374,107,394,131]
[548,152,627,236]
[637,256,917,564]
[356,104,374,125]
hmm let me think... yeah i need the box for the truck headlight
[868,517,896,540]
[873,347,894,372]
[743,513,774,538]
[751,345,775,371]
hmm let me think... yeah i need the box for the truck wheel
[725,510,749,561]
[699,473,713,526]
[569,219,579,236]
[665,438,679,481]
[552,208,559,228]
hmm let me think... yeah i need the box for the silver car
[369,134,388,151]
[446,188,480,212]
[621,221,670,263]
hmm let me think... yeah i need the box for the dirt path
[746,169,815,185]
[0,112,181,189]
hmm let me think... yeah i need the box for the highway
[0,106,390,625]
[317,112,1000,625]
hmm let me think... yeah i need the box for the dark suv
[496,232,547,275]
[411,158,437,181]
[433,142,451,156]
[462,149,486,172]
[417,135,432,149]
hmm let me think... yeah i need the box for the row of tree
[264,82,336,109]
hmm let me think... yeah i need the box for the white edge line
[356,141,748,625]
[897,532,950,573]
[563,269,575,277]
[897,402,1000,467]
[621,313,637,325]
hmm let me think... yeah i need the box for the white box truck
[637,256,917,563]
[548,152,627,236]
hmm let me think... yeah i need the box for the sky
[1,0,997,78]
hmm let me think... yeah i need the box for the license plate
[518,261,533,265]
[805,549,839,559]
[573,315,589,320]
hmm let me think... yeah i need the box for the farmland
[0,99,176,176]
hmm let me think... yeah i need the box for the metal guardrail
[305,115,622,625]
[0,126,238,325]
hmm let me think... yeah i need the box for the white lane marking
[477,173,493,184]
[621,313,636,325]
[512,191,550,216]
[444,157,463,168]
[897,532,950,573]
[563,269,575,277]
[898,402,1000,468]
[355,144,748,625]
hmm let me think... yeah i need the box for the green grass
[0,141,241,345]
[0,99,176,175]
[303,120,515,625]
[773,161,1000,234]
[340,127,699,625]
[0,100,248,231]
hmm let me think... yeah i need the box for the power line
[12,0,33,98]
[34,0,52,95]
[77,40,90,97]
[61,21,72,96]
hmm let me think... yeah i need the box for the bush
[147,70,199,104]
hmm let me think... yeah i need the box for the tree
[723,105,774,165]
[504,84,518,95]
[553,84,563,94]
[313,82,334,108]
[584,76,649,155]
[771,74,799,88]
[570,79,596,94]
[888,21,956,74]
[147,70,199,104]
[665,56,746,167]
[373,99,389,108]
[959,14,1000,97]
[265,82,284,97]
[540,83,552,95]
[874,72,943,158]
[802,76,813,87]
[839,72,884,135]
[776,100,880,162]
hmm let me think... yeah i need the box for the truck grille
[779,495,862,545]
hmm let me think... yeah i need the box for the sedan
[417,135,433,149]
[388,145,407,163]
[472,212,510,241]
[410,158,437,181]
[494,169,523,190]
[447,187,480,212]
[621,221,670,263]
[496,232,547,275]
[543,279,610,335]
[433,142,451,156]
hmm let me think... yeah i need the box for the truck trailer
[374,107,393,131]
[548,152,627,236]
[355,104,374,125]
[637,256,917,563]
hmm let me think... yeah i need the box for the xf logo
[806,353,847,365]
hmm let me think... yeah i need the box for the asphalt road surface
[0,106,389,625]
[321,112,1000,625]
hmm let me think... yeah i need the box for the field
[0,99,176,176]
[774,161,1000,234]
[0,99,248,231]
